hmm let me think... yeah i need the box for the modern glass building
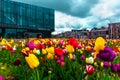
[0,0,54,38]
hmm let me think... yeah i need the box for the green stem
[49,74,51,80]
[36,68,40,80]
[33,69,37,80]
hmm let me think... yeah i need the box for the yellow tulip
[34,40,40,45]
[47,53,53,59]
[25,54,40,69]
[94,62,98,66]
[33,48,37,54]
[10,39,14,44]
[47,47,54,54]
[42,49,47,55]
[101,62,104,67]
[94,37,105,52]
[68,53,73,59]
[66,45,74,53]
[1,38,7,45]
[25,47,30,51]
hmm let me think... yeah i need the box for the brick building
[108,22,120,39]
[90,27,108,39]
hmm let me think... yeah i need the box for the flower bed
[0,37,120,80]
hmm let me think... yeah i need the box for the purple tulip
[111,64,118,72]
[97,46,116,62]
[117,63,120,72]
[81,54,85,60]
[104,62,111,68]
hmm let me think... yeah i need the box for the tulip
[94,62,98,66]
[81,54,85,60]
[14,59,21,66]
[33,48,37,53]
[47,53,53,59]
[27,42,35,50]
[68,38,78,48]
[55,48,63,56]
[36,50,40,55]
[47,47,54,54]
[61,61,65,67]
[6,44,12,51]
[0,76,2,80]
[72,54,76,60]
[104,62,111,68]
[68,53,73,59]
[60,56,64,61]
[41,57,46,63]
[42,49,47,55]
[48,71,52,74]
[66,45,74,53]
[97,46,116,62]
[77,44,82,49]
[85,57,94,64]
[59,40,64,46]
[54,55,58,60]
[63,49,67,55]
[25,54,40,69]
[94,37,105,52]
[49,67,53,71]
[57,59,61,64]
[85,65,94,74]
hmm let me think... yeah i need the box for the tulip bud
[57,60,61,64]
[85,65,94,74]
[61,61,65,67]
[85,57,94,64]
[36,50,40,55]
[54,55,58,60]
[14,59,21,66]
[60,56,64,61]
[48,71,52,74]
[0,76,2,80]
[81,54,85,60]
[72,54,76,60]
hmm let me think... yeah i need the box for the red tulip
[6,45,12,51]
[54,55,58,60]
[68,38,78,48]
[41,57,46,63]
[61,61,65,67]
[85,65,94,74]
[55,48,63,56]
[36,43,44,49]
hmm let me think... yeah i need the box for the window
[6,29,17,38]
[0,12,1,23]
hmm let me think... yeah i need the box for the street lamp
[110,24,112,39]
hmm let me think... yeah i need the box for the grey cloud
[70,0,100,18]
[12,0,99,18]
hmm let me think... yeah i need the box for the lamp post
[110,24,112,39]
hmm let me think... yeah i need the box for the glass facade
[0,0,54,38]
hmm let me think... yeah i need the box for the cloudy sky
[12,0,120,34]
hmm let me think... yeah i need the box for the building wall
[108,23,120,39]
[0,0,54,38]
